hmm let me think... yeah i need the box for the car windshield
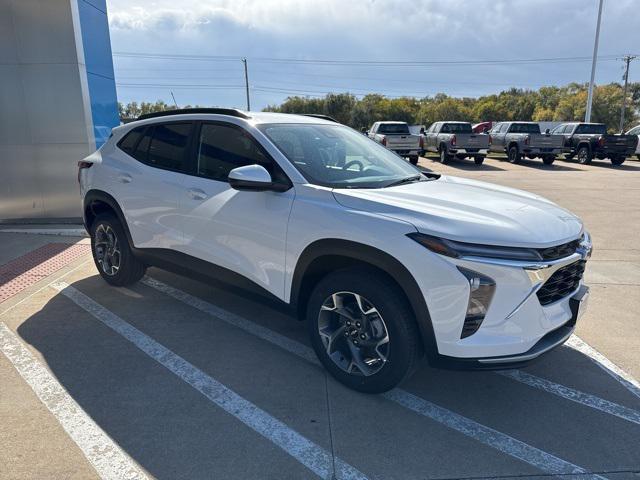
[259,123,424,189]
[443,123,472,133]
[509,123,541,134]
[377,123,410,134]
[575,124,607,135]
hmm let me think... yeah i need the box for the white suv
[79,108,592,393]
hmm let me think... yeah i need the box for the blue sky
[107,0,640,110]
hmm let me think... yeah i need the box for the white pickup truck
[368,121,421,165]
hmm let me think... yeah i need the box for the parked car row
[369,120,639,166]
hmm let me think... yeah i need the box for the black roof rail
[301,114,340,123]
[137,108,250,121]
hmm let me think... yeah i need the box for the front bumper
[433,285,588,369]
[408,236,592,367]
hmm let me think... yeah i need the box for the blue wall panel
[77,0,118,147]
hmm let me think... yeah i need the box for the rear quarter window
[117,127,145,156]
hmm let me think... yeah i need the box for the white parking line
[52,282,368,480]
[0,323,149,480]
[567,335,640,401]
[141,277,606,479]
[497,370,640,426]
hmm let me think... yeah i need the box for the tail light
[77,161,93,183]
[524,135,530,146]
[488,134,492,145]
[598,136,605,147]
[419,136,424,149]
[381,137,387,147]
[451,134,457,146]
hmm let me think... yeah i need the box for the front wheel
[409,155,419,165]
[90,213,146,286]
[306,269,421,393]
[474,155,485,165]
[542,155,555,165]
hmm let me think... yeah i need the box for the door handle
[118,173,132,184]
[187,188,208,201]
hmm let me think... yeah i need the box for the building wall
[0,0,119,222]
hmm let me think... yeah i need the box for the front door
[178,121,295,300]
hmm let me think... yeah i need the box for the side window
[147,123,192,172]
[441,123,449,133]
[500,123,510,133]
[197,123,277,182]
[118,127,145,156]
[133,127,153,163]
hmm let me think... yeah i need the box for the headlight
[407,232,542,261]
[457,267,496,338]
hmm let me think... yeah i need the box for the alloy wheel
[317,291,390,376]
[94,224,121,276]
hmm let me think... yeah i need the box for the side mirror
[228,164,281,192]
[545,128,550,134]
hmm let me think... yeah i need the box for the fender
[290,239,439,362]
[83,189,135,247]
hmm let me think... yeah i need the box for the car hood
[332,176,583,248]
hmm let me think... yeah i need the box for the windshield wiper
[384,175,423,188]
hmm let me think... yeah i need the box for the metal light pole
[242,58,251,111]
[619,55,637,133]
[585,0,604,122]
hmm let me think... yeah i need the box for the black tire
[409,155,419,165]
[610,156,625,166]
[306,268,421,393]
[542,155,555,165]
[474,155,485,165]
[507,145,520,163]
[576,145,592,164]
[637,154,640,161]
[439,146,450,164]
[90,213,146,286]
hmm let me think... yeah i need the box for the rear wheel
[542,155,555,165]
[306,269,421,393]
[409,155,419,165]
[507,145,521,163]
[577,145,592,164]
[439,146,450,164]
[90,213,146,286]
[474,155,485,165]
[610,156,625,166]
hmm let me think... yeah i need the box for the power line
[112,51,625,67]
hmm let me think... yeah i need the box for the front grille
[537,238,581,261]
[537,260,586,306]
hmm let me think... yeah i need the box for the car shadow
[421,155,506,171]
[14,271,640,479]
[510,157,583,171]
[560,158,640,171]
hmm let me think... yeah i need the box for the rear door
[177,121,295,299]
[114,122,193,249]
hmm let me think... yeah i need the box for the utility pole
[170,91,178,108]
[242,58,251,111]
[585,0,604,122]
[619,54,637,133]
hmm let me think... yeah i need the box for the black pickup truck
[550,122,639,166]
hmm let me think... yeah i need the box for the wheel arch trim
[83,189,135,248]
[290,238,439,360]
